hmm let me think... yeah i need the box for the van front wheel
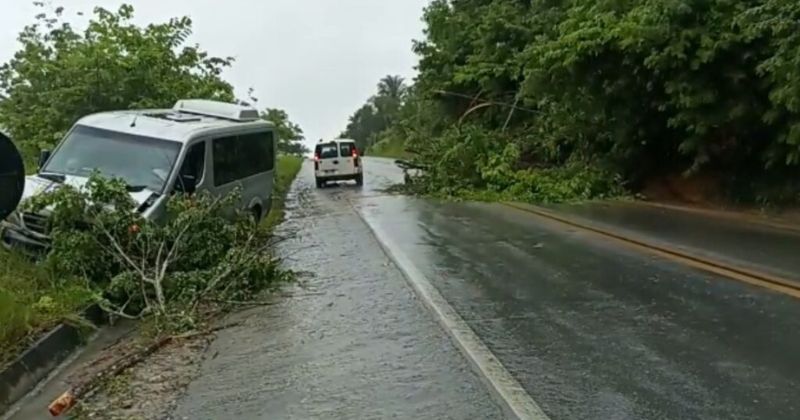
[250,205,263,223]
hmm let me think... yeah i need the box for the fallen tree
[26,174,293,327]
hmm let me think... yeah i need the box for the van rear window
[339,143,355,157]
[317,144,338,159]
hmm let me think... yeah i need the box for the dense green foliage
[356,0,800,204]
[368,136,412,159]
[0,4,235,162]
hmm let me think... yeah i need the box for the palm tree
[377,75,406,100]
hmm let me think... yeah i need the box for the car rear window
[339,143,356,157]
[316,144,338,159]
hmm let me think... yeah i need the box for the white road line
[358,211,550,420]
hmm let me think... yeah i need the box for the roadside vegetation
[343,0,800,206]
[264,155,304,228]
[367,137,411,159]
[0,250,93,369]
[0,3,304,374]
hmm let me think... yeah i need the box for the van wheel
[355,174,364,187]
[315,178,324,188]
[251,205,263,223]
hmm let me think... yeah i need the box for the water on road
[545,201,800,283]
[175,158,800,420]
[173,158,503,419]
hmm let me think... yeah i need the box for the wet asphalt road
[545,201,800,283]
[173,158,503,419]
[176,158,800,419]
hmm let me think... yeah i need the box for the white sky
[0,0,430,149]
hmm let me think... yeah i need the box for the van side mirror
[0,133,25,221]
[38,150,51,170]
[175,174,197,194]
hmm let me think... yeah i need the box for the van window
[179,142,206,185]
[241,132,275,173]
[339,143,356,157]
[212,131,275,186]
[316,143,338,159]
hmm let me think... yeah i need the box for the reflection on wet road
[178,158,800,419]
[544,201,800,283]
[359,196,800,419]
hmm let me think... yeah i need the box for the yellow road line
[502,202,800,299]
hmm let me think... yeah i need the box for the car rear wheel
[355,174,364,187]
[315,178,324,188]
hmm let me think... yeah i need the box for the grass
[0,249,94,369]
[367,137,412,159]
[263,154,304,228]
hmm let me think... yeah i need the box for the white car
[1,99,277,251]
[313,139,364,188]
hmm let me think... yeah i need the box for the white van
[314,139,363,188]
[1,100,276,251]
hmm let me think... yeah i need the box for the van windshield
[43,125,181,193]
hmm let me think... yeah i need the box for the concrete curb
[0,304,105,414]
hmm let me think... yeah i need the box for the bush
[401,123,624,203]
[509,166,625,203]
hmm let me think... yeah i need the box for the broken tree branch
[48,322,242,417]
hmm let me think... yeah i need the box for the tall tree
[341,75,408,150]
[260,108,308,155]
[0,4,235,159]
[377,75,406,99]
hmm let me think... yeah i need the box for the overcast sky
[0,0,430,149]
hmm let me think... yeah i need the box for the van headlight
[4,211,21,227]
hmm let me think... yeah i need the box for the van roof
[320,138,356,144]
[76,101,274,144]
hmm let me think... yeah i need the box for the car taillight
[314,153,320,161]
[352,148,359,158]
